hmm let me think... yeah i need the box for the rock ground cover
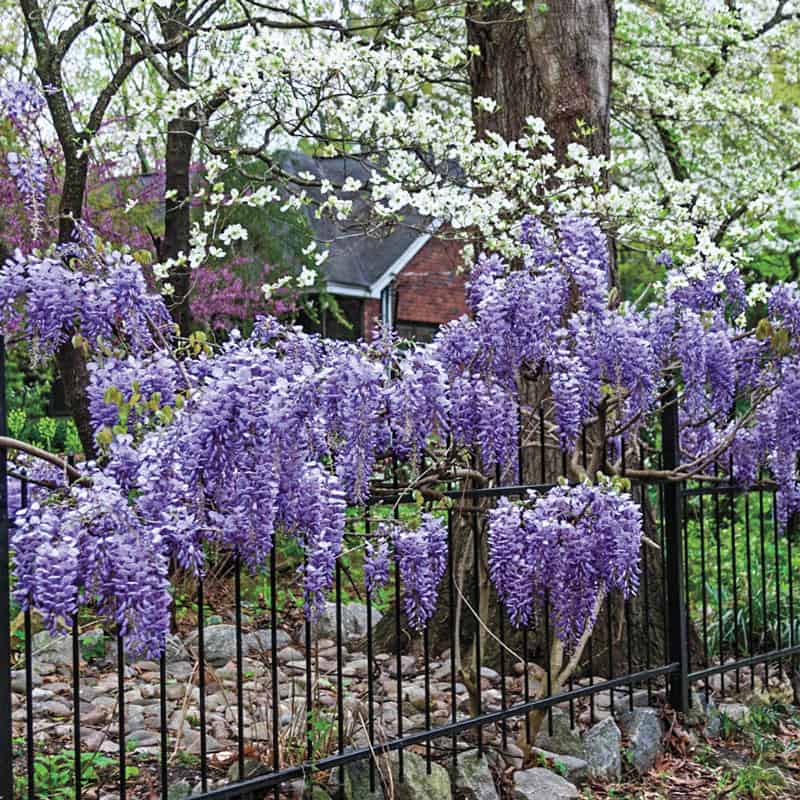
[9,606,800,799]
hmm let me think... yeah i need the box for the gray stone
[583,717,621,781]
[245,628,291,653]
[454,754,499,800]
[186,733,223,754]
[305,603,382,641]
[341,751,449,800]
[611,689,659,716]
[227,757,270,782]
[403,686,431,712]
[531,749,589,785]
[31,630,74,666]
[81,728,109,752]
[185,625,238,666]
[718,702,749,724]
[392,751,450,800]
[167,780,192,800]
[388,656,417,677]
[127,730,161,747]
[685,689,712,727]
[703,709,722,739]
[341,757,385,799]
[81,703,108,726]
[279,647,305,664]
[42,700,72,717]
[534,708,584,758]
[166,634,191,663]
[169,661,194,680]
[618,708,662,775]
[513,768,579,800]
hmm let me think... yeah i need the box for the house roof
[278,151,433,297]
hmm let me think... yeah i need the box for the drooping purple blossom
[10,210,800,655]
[396,514,448,629]
[6,152,47,211]
[364,536,390,595]
[0,245,171,360]
[0,80,45,125]
[12,472,172,657]
[488,483,642,648]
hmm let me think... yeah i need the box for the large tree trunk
[158,5,197,332]
[376,2,668,688]
[161,114,198,332]
[468,0,614,160]
[56,152,98,459]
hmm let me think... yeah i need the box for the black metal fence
[1,355,800,800]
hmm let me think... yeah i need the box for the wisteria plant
[3,208,800,751]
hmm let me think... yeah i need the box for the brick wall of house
[360,236,467,339]
[394,237,466,325]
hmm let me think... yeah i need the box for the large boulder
[302,603,383,642]
[513,768,579,800]
[245,628,291,653]
[185,625,238,666]
[534,708,585,758]
[454,753,499,800]
[31,630,75,667]
[341,751,449,800]
[340,758,384,799]
[618,708,662,775]
[583,718,621,781]
[394,751,450,800]
[531,748,589,785]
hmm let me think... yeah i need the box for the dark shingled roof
[278,151,430,292]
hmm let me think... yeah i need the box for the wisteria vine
[4,208,800,656]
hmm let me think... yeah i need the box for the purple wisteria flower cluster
[365,514,448,629]
[488,483,642,648]
[0,246,172,359]
[87,352,183,437]
[6,152,47,213]
[13,472,171,657]
[0,80,46,125]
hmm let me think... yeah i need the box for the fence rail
[2,338,800,800]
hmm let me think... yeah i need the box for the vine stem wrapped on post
[521,589,607,753]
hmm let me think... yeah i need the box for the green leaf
[755,318,773,340]
[103,386,124,406]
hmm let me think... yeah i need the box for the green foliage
[4,346,81,454]
[717,761,785,798]
[80,632,107,663]
[683,489,800,659]
[213,155,315,274]
[13,749,139,799]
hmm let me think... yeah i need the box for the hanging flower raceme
[12,472,172,657]
[11,211,800,656]
[488,483,643,649]
[0,244,172,360]
[87,352,184,439]
[365,514,448,629]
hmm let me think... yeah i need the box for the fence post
[661,386,689,713]
[0,334,13,800]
